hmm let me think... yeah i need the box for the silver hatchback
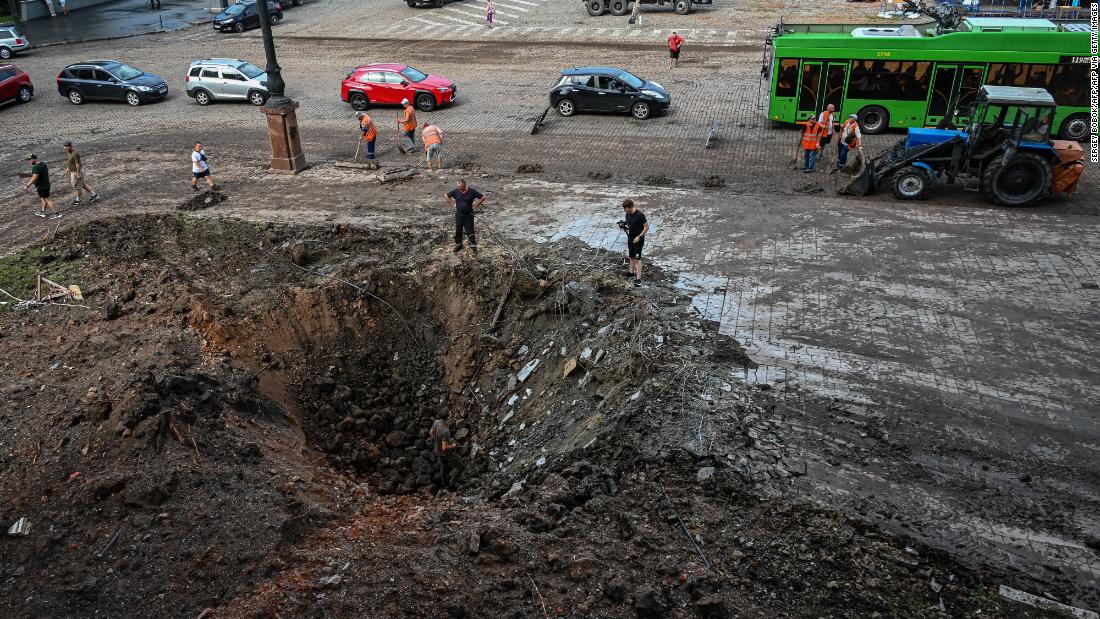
[185,58,268,106]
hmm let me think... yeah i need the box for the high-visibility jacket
[359,115,376,141]
[668,34,684,51]
[800,121,826,150]
[817,110,836,136]
[422,124,443,148]
[401,105,417,132]
[840,118,861,148]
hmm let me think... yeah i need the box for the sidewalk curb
[262,32,763,52]
[26,19,206,49]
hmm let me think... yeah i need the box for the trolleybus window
[775,59,798,97]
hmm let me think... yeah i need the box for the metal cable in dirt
[287,261,423,351]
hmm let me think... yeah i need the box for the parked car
[213,1,283,33]
[0,23,30,60]
[0,64,33,106]
[186,58,268,106]
[57,61,169,106]
[550,66,670,120]
[341,63,456,112]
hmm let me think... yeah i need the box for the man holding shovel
[355,112,378,166]
[398,99,417,154]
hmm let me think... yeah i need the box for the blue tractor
[844,85,1084,206]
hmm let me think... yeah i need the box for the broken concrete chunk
[593,350,605,364]
[468,531,481,554]
[696,467,716,482]
[507,394,520,406]
[500,410,515,425]
[517,359,540,382]
[563,358,578,379]
[7,518,31,536]
[580,347,592,360]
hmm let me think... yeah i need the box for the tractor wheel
[610,0,628,15]
[981,152,1052,207]
[891,166,932,200]
[1058,113,1088,142]
[586,0,606,15]
[858,105,889,135]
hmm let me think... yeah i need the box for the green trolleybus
[763,17,1092,141]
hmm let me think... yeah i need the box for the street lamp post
[256,1,307,173]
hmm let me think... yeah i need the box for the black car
[213,1,283,33]
[56,61,168,106]
[550,66,670,120]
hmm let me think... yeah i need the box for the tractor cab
[964,86,1057,159]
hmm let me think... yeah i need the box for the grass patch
[0,247,86,307]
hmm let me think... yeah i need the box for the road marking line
[408,16,438,26]
[446,6,508,23]
[492,1,530,12]
[432,13,481,26]
[503,0,539,5]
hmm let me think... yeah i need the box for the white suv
[0,24,31,60]
[185,58,269,106]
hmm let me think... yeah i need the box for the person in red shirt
[667,31,685,69]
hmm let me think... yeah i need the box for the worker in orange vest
[356,112,377,161]
[837,113,862,169]
[816,103,837,157]
[800,118,827,172]
[422,121,444,170]
[399,98,417,153]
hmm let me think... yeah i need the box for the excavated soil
[0,215,1063,618]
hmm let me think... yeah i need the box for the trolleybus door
[953,65,985,125]
[823,62,848,115]
[925,64,958,127]
[796,61,822,121]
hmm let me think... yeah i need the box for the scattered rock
[103,301,122,320]
[289,242,311,266]
[696,466,716,482]
[516,163,544,173]
[633,586,662,618]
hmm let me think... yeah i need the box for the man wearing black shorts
[23,154,61,219]
[622,199,648,287]
[446,179,486,254]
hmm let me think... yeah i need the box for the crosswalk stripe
[447,6,508,23]
[502,0,540,5]
[433,12,481,26]
[492,1,530,12]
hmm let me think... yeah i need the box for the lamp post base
[262,100,308,174]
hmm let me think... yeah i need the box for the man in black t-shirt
[622,199,648,287]
[22,154,61,219]
[446,179,486,254]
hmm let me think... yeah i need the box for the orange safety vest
[359,115,376,141]
[422,124,443,148]
[840,119,861,148]
[401,105,417,132]
[818,110,835,136]
[800,121,825,150]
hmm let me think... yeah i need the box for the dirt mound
[178,190,227,211]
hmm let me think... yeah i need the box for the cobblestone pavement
[1,23,1098,608]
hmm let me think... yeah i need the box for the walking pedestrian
[422,121,444,170]
[63,141,99,206]
[190,142,215,191]
[486,0,494,28]
[837,114,862,170]
[446,179,485,254]
[356,112,377,162]
[23,154,61,219]
[667,31,685,69]
[399,98,417,153]
[59,0,68,15]
[799,118,827,172]
[430,419,456,487]
[629,0,641,26]
[621,199,648,287]
[43,0,56,17]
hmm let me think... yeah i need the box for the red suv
[341,63,456,112]
[0,64,33,106]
